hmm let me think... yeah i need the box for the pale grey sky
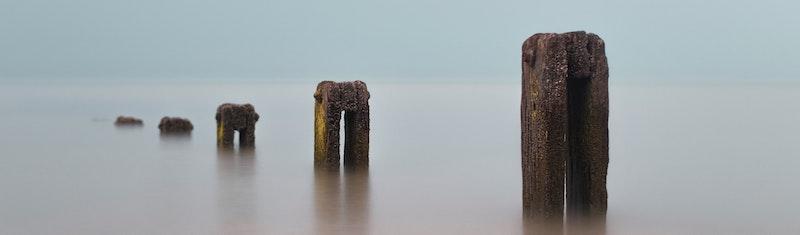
[1,0,797,81]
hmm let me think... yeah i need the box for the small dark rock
[114,116,143,126]
[158,117,194,134]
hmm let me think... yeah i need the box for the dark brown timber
[158,116,193,134]
[216,103,259,148]
[314,81,370,171]
[521,31,609,231]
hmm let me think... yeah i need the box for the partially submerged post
[216,103,259,148]
[114,116,143,126]
[158,116,194,135]
[521,31,609,229]
[314,81,370,170]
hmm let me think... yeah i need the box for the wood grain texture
[314,81,370,170]
[215,103,259,148]
[521,31,608,231]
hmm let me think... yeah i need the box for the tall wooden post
[521,31,609,230]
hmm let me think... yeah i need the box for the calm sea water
[0,81,798,234]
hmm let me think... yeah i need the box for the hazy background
[2,0,798,82]
[2,1,800,234]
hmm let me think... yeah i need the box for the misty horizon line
[1,76,797,86]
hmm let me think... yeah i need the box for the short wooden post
[216,103,259,148]
[158,116,193,135]
[314,81,370,170]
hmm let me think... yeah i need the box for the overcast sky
[1,0,797,82]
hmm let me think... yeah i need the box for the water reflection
[566,217,606,235]
[314,166,370,235]
[314,168,341,234]
[343,167,369,235]
[158,133,192,146]
[522,215,606,235]
[216,148,258,233]
[522,216,563,235]
[113,125,144,131]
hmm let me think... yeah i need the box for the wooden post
[521,31,609,230]
[158,116,193,135]
[314,81,371,170]
[216,103,260,148]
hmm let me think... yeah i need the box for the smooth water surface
[0,81,798,234]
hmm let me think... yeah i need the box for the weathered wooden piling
[521,31,609,228]
[158,116,193,134]
[114,116,143,126]
[314,81,370,170]
[216,103,259,148]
